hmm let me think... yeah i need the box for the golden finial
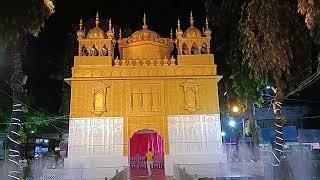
[112,27,115,33]
[77,18,85,39]
[176,19,183,38]
[170,28,173,38]
[205,17,212,37]
[119,28,122,38]
[79,19,83,30]
[206,17,209,29]
[202,27,205,34]
[190,11,194,27]
[107,18,114,39]
[109,18,112,30]
[143,12,148,29]
[95,11,99,27]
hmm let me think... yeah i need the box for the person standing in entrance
[145,148,154,176]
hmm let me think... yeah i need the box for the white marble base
[165,114,227,176]
[64,117,126,179]
[64,156,128,168]
[164,155,174,176]
[172,153,227,164]
[64,114,226,178]
[63,156,128,179]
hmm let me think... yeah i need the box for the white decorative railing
[175,162,264,179]
[39,166,128,180]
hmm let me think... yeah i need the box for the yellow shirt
[146,151,154,162]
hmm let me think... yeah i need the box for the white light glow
[229,120,236,127]
[232,106,239,113]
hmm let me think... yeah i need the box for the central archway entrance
[129,129,165,177]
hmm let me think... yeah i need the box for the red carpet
[131,176,168,180]
[130,168,165,178]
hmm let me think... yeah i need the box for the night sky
[23,0,206,113]
[1,0,319,121]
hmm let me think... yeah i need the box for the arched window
[81,45,89,56]
[190,43,199,55]
[201,43,208,54]
[93,90,105,112]
[102,45,108,56]
[91,45,99,56]
[182,43,188,55]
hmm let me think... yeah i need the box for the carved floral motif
[68,117,124,158]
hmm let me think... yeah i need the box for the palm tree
[0,1,54,179]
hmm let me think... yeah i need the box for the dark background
[24,0,207,113]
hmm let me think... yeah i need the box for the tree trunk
[7,41,24,180]
[272,84,284,167]
[247,101,260,161]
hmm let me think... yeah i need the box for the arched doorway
[129,129,165,177]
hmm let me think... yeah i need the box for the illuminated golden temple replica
[65,12,226,178]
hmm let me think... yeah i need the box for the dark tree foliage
[240,0,313,169]
[205,0,265,161]
[0,0,54,179]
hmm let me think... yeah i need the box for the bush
[23,164,33,180]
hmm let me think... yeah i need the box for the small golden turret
[76,19,85,39]
[176,19,183,38]
[106,18,114,39]
[204,18,212,37]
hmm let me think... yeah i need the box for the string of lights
[0,116,69,125]
[0,86,63,119]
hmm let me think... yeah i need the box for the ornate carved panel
[168,114,223,155]
[68,117,124,158]
[181,80,200,112]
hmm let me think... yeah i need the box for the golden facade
[66,12,221,156]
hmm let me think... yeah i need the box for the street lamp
[232,106,239,113]
[229,120,236,128]
[221,131,226,137]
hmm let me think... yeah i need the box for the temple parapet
[69,65,217,79]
